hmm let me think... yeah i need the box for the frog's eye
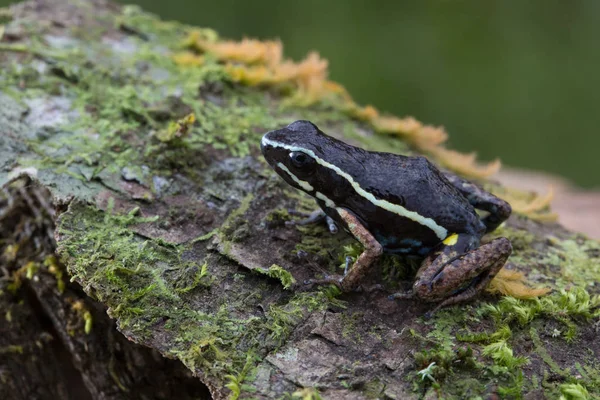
[289,151,316,169]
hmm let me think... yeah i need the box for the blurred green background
[2,0,598,187]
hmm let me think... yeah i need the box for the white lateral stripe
[316,192,336,208]
[276,162,314,191]
[262,136,448,240]
[276,161,336,208]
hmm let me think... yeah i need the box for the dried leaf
[195,37,283,67]
[491,186,558,222]
[429,147,501,179]
[488,268,551,299]
[172,52,205,67]
[351,105,379,121]
[178,34,505,180]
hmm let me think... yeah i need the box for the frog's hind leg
[391,235,512,310]
[443,171,512,233]
[430,239,511,312]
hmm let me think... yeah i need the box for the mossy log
[1,1,599,399]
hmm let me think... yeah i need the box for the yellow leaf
[488,268,551,299]
[172,52,205,67]
[428,147,501,179]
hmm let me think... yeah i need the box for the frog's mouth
[274,162,315,193]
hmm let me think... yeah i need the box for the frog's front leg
[305,207,382,291]
[443,171,511,233]
[286,209,338,233]
[391,234,512,309]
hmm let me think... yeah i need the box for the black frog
[261,120,512,309]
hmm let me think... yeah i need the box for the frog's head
[261,120,353,208]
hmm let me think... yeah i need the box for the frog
[260,120,512,309]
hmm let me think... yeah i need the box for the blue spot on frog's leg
[399,238,422,247]
[418,247,432,256]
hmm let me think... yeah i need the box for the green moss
[43,255,66,293]
[58,200,182,326]
[83,311,93,334]
[489,225,536,251]
[219,193,254,241]
[57,199,344,395]
[481,338,528,368]
[559,383,589,400]
[6,261,39,294]
[173,261,212,293]
[478,288,600,341]
[1,5,290,197]
[225,353,259,400]
[264,208,292,226]
[254,264,296,290]
[191,229,218,243]
[411,285,597,397]
[265,288,344,345]
[0,345,24,354]
[530,327,568,377]
[541,238,600,289]
[289,387,323,400]
[410,345,482,394]
[154,113,196,143]
[340,311,363,343]
[294,224,336,259]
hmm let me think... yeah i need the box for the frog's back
[339,150,484,249]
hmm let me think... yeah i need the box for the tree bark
[1,1,599,399]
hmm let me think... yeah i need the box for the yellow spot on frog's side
[443,233,459,246]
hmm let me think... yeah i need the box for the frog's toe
[361,283,385,293]
[343,256,353,276]
[303,275,344,289]
[389,290,415,300]
[325,216,338,234]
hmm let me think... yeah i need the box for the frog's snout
[260,133,269,154]
[260,131,282,169]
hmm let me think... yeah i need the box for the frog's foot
[303,274,383,293]
[413,236,512,309]
[361,284,385,294]
[303,274,344,290]
[442,171,512,233]
[286,209,338,233]
[388,290,416,300]
[303,208,383,293]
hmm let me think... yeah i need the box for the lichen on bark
[1,1,599,399]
